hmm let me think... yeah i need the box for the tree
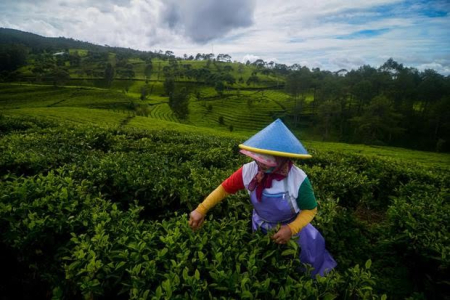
[316,100,340,140]
[418,69,445,117]
[285,73,302,99]
[221,73,235,86]
[379,58,404,78]
[352,80,374,113]
[164,77,175,96]
[165,50,174,58]
[350,95,404,144]
[0,44,28,73]
[117,64,135,79]
[140,85,149,100]
[217,54,232,62]
[246,74,260,86]
[50,67,70,87]
[169,87,190,119]
[262,68,271,78]
[285,68,312,99]
[291,97,307,128]
[104,63,114,87]
[238,64,244,74]
[215,81,225,97]
[69,51,81,67]
[144,61,153,80]
[223,65,234,73]
[253,59,265,69]
[428,96,450,148]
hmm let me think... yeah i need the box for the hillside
[1,28,449,152]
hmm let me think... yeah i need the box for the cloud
[329,57,366,70]
[0,0,177,49]
[242,54,260,63]
[0,0,449,75]
[416,61,450,75]
[161,0,256,43]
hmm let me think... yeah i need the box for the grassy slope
[2,85,449,169]
[4,46,450,169]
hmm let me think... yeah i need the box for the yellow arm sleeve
[287,207,318,235]
[195,184,229,216]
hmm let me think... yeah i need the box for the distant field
[3,106,242,139]
[0,83,313,132]
[3,111,449,170]
[2,83,449,169]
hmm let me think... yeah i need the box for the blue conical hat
[239,119,311,159]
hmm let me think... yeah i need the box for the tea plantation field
[0,83,307,133]
[0,114,449,299]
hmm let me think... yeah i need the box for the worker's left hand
[271,225,292,244]
[189,210,205,231]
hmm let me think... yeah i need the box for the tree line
[283,59,450,152]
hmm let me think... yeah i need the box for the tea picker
[189,119,337,277]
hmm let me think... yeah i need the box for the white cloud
[242,54,260,63]
[0,0,449,74]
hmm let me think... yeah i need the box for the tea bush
[0,115,448,299]
[62,214,382,300]
[385,181,450,296]
[0,113,56,135]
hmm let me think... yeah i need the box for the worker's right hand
[189,210,205,231]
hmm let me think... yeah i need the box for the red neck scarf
[248,159,292,202]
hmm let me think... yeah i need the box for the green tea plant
[0,115,448,299]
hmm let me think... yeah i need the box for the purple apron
[250,185,337,277]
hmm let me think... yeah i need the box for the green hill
[1,27,449,153]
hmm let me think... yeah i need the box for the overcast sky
[1,0,449,74]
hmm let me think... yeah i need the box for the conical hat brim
[239,144,312,159]
[239,119,312,159]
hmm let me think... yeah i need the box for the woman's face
[256,161,275,173]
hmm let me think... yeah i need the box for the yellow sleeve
[287,207,318,235]
[195,184,229,216]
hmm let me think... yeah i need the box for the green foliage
[351,95,404,144]
[0,115,448,299]
[0,113,56,135]
[168,87,189,119]
[104,62,114,87]
[385,182,450,295]
[0,43,28,73]
[163,77,174,96]
[1,28,449,150]
[49,67,70,87]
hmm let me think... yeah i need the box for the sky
[1,0,449,75]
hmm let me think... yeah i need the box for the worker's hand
[271,225,292,244]
[189,210,205,231]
